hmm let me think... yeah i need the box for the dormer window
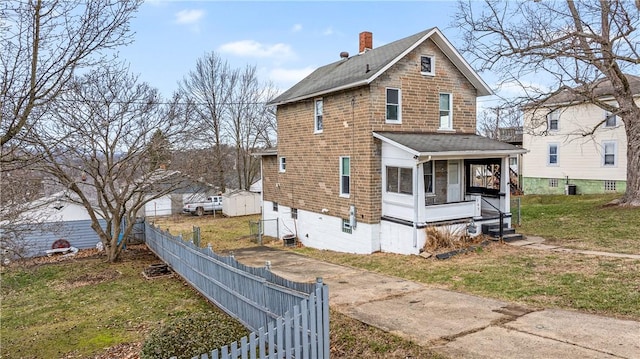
[420,55,435,76]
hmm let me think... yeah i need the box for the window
[340,157,350,196]
[547,110,559,131]
[549,178,558,188]
[273,202,278,212]
[603,141,616,166]
[548,144,558,165]
[279,157,286,172]
[314,99,323,132]
[439,93,452,130]
[386,88,401,122]
[420,55,435,76]
[341,218,352,234]
[291,208,298,219]
[465,159,501,196]
[509,157,518,166]
[604,111,617,127]
[386,166,413,194]
[423,161,434,194]
[604,180,616,191]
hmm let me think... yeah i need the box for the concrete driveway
[231,246,640,359]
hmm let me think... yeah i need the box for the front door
[447,160,461,202]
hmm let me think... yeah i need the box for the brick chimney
[359,31,372,53]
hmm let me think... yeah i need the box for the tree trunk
[621,109,640,206]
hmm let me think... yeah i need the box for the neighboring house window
[439,93,452,130]
[340,157,350,196]
[279,157,286,172]
[603,141,616,166]
[291,208,298,219]
[342,218,352,234]
[547,110,559,131]
[548,144,559,165]
[549,178,558,188]
[423,161,434,194]
[273,202,278,212]
[386,166,413,194]
[509,157,518,166]
[604,180,616,191]
[315,99,323,132]
[604,111,617,127]
[420,55,435,76]
[386,88,401,122]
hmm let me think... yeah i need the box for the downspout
[413,156,432,248]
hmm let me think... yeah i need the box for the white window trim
[602,141,617,167]
[385,87,401,123]
[438,93,453,130]
[547,110,560,132]
[547,143,559,166]
[278,156,286,172]
[314,98,323,133]
[604,110,617,128]
[420,55,435,76]
[340,156,350,198]
[424,161,435,194]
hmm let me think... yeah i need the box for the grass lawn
[516,194,640,254]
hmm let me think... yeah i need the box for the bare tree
[0,0,141,150]
[455,0,640,206]
[27,64,190,262]
[178,53,235,192]
[226,65,278,190]
[477,105,522,140]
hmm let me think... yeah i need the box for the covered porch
[375,132,527,226]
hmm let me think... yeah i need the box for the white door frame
[447,160,462,202]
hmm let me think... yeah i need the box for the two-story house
[257,28,526,255]
[522,75,640,195]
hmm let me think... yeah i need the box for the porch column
[501,157,510,213]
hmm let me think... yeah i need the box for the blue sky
[120,1,503,105]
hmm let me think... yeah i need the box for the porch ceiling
[373,132,527,158]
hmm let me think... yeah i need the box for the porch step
[482,223,524,242]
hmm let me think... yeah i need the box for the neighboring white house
[222,190,261,217]
[522,76,639,195]
[1,192,105,258]
[140,170,216,218]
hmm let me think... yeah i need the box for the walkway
[508,236,640,259]
[231,246,640,359]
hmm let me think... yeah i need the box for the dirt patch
[53,268,122,290]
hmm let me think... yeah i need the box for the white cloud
[269,67,315,86]
[219,40,296,61]
[323,27,334,36]
[174,9,204,25]
[291,24,303,33]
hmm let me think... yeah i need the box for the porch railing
[423,196,481,222]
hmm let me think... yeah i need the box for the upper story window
[279,157,286,172]
[439,93,452,130]
[604,111,617,127]
[548,143,559,166]
[314,99,323,133]
[386,88,401,123]
[386,166,413,195]
[420,55,435,76]
[603,141,616,166]
[547,110,560,131]
[340,156,350,197]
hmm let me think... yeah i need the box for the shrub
[141,311,249,359]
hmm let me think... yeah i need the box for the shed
[222,190,262,217]
[2,193,105,258]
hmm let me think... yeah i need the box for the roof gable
[270,28,492,105]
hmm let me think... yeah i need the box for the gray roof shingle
[270,28,491,105]
[374,132,526,156]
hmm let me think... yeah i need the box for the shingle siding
[264,38,478,223]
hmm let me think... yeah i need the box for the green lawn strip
[517,194,640,254]
[0,254,212,358]
[296,246,640,320]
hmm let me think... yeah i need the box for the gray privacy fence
[144,223,330,359]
